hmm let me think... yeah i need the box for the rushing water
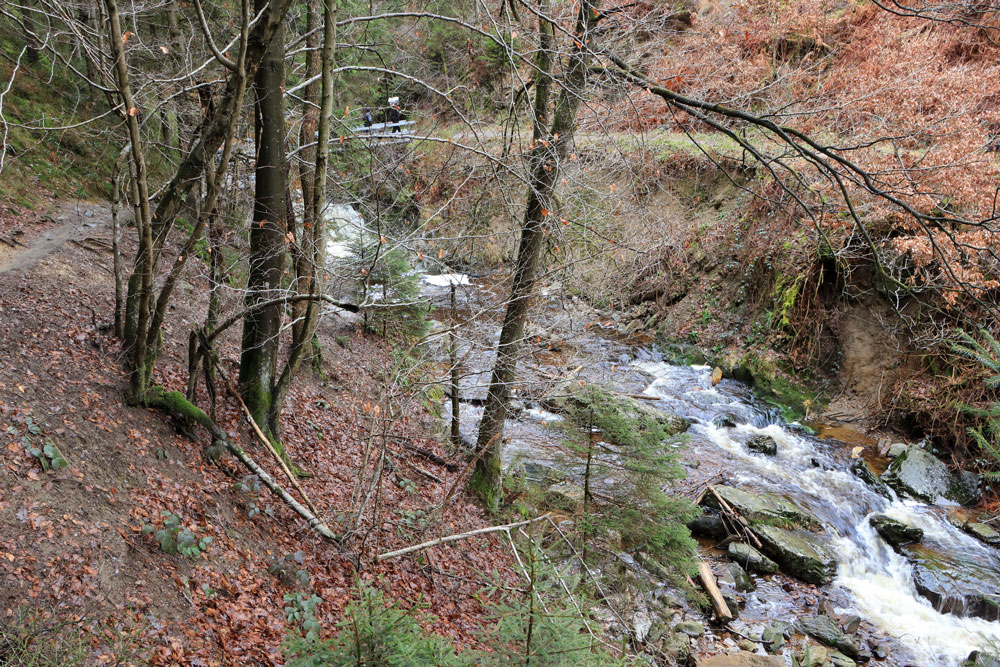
[336,205,1000,663]
[634,360,1000,665]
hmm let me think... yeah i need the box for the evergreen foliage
[559,385,699,582]
[954,329,1000,479]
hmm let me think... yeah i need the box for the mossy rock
[903,543,1000,621]
[869,514,923,546]
[754,524,836,585]
[849,459,892,499]
[882,446,981,506]
[703,485,821,531]
[726,353,825,422]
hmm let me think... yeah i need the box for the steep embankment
[0,200,513,664]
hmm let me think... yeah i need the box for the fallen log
[698,561,734,622]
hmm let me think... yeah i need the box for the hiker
[388,96,401,132]
[362,108,373,131]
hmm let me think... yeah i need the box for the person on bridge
[363,108,373,131]
[388,97,402,132]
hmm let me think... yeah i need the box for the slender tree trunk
[266,0,337,439]
[471,0,597,510]
[104,0,156,399]
[292,0,321,346]
[239,0,289,440]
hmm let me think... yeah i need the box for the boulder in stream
[754,524,836,585]
[869,514,923,546]
[795,615,861,659]
[746,434,777,455]
[881,446,981,506]
[704,485,821,531]
[688,510,729,539]
[849,459,893,499]
[727,541,779,574]
[903,543,1000,621]
[544,384,690,438]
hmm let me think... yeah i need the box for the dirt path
[0,200,109,275]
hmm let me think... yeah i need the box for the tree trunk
[266,0,337,439]
[104,0,156,400]
[470,0,597,511]
[239,0,288,440]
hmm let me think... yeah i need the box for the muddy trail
[416,268,1000,666]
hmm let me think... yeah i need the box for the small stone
[727,562,755,593]
[798,643,828,667]
[738,639,757,652]
[871,643,890,660]
[675,621,705,638]
[761,623,786,653]
[746,434,778,455]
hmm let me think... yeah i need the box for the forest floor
[0,198,518,665]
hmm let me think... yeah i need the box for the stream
[421,275,1000,666]
[326,207,1000,665]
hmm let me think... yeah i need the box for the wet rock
[689,511,729,539]
[545,385,691,437]
[621,319,644,336]
[727,541,779,575]
[760,622,786,653]
[714,414,738,428]
[675,620,705,638]
[966,522,1000,547]
[660,342,709,366]
[705,485,821,531]
[903,543,1000,621]
[727,561,755,593]
[869,514,923,546]
[798,643,828,667]
[964,650,1000,666]
[544,481,584,511]
[870,641,890,660]
[746,434,777,455]
[663,631,691,663]
[720,586,740,619]
[796,615,861,659]
[754,524,836,585]
[849,459,893,499]
[695,652,784,666]
[887,442,908,458]
[881,446,982,506]
[828,650,858,667]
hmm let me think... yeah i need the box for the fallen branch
[198,334,322,518]
[708,485,762,548]
[697,561,734,622]
[399,440,459,472]
[377,514,549,562]
[144,388,338,541]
